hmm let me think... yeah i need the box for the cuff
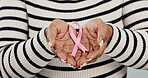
[105,23,120,53]
[38,27,55,55]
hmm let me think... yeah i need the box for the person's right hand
[45,19,81,68]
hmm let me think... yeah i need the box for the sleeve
[105,0,148,70]
[0,0,55,78]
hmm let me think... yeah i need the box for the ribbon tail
[77,43,88,53]
[71,44,78,57]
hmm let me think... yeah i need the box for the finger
[52,19,69,39]
[47,21,57,45]
[62,41,74,53]
[48,19,68,48]
[67,53,77,69]
[96,22,109,45]
[74,50,82,61]
[62,40,75,54]
[86,50,99,62]
[86,42,107,61]
[89,43,93,52]
[83,25,98,51]
[58,26,76,41]
[61,23,78,41]
[96,42,107,58]
[86,20,106,49]
[77,52,88,69]
[93,43,100,51]
[77,57,87,69]
[85,18,103,38]
[82,26,94,40]
[97,29,105,48]
[81,28,90,51]
[54,49,67,63]
[61,26,77,52]
[87,58,97,64]
[86,23,97,38]
[89,40,99,51]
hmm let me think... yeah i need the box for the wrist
[106,24,113,44]
[44,28,49,41]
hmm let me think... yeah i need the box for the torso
[23,0,126,77]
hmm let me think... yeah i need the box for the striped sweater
[0,0,148,78]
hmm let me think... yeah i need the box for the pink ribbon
[69,21,88,57]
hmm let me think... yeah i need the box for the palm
[46,19,78,68]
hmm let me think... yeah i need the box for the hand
[45,19,82,68]
[76,18,113,68]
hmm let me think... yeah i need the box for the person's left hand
[76,18,113,69]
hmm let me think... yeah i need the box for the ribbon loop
[69,21,88,57]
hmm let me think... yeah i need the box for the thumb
[86,41,107,61]
[86,50,99,61]
[52,19,69,39]
[48,21,57,47]
[48,19,68,46]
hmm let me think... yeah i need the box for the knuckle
[91,18,103,24]
[95,18,103,24]
[53,19,63,23]
[87,20,97,26]
[52,19,67,26]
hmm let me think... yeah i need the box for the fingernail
[49,41,54,51]
[60,59,66,63]
[68,64,76,69]
[87,59,93,62]
[78,63,87,69]
[99,40,104,48]
[48,41,52,47]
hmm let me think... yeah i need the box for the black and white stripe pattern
[0,0,147,78]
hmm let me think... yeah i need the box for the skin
[77,18,113,68]
[45,19,85,68]
[45,18,113,69]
